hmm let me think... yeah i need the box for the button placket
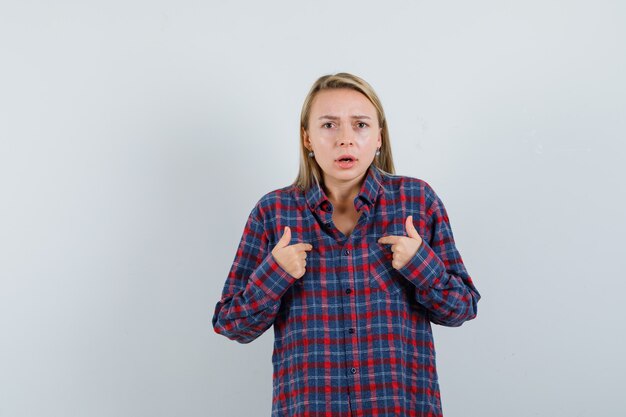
[340,239,359,385]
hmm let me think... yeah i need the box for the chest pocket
[368,223,407,296]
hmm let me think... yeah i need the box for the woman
[213,73,480,417]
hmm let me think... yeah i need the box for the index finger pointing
[378,235,402,245]
[293,243,313,251]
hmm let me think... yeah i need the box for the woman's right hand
[271,226,312,279]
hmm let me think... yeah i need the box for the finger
[405,215,420,240]
[378,235,401,245]
[292,243,313,252]
[276,226,291,248]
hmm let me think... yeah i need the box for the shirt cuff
[397,240,446,289]
[248,253,298,302]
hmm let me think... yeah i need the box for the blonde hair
[293,72,395,191]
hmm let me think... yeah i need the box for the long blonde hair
[293,72,395,191]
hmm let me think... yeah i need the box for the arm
[398,193,480,327]
[212,211,297,343]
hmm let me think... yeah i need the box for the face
[303,88,382,187]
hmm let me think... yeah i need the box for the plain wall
[1,1,625,416]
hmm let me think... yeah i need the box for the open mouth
[335,155,357,168]
[336,155,356,162]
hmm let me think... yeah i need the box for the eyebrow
[318,115,372,120]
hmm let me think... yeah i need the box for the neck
[323,171,367,208]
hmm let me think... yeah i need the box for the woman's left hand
[377,215,423,270]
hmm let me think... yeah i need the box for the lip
[335,155,357,170]
[334,154,357,162]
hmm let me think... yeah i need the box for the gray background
[1,1,625,416]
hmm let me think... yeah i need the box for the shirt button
[350,367,357,374]
[348,328,355,334]
[345,288,352,294]
[344,250,350,255]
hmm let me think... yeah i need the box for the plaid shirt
[212,165,480,417]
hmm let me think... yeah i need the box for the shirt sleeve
[212,209,298,343]
[397,191,481,327]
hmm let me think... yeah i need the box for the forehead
[310,88,376,117]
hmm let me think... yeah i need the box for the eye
[356,122,368,129]
[322,122,334,129]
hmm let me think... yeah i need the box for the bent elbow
[212,310,268,344]
[432,310,478,327]
[430,297,479,327]
[213,325,257,344]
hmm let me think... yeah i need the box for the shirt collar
[305,165,383,214]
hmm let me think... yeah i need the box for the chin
[325,167,368,182]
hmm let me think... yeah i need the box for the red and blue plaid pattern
[213,165,480,417]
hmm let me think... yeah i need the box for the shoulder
[248,184,301,223]
[378,170,440,207]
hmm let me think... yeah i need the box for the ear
[302,128,311,150]
[377,128,382,148]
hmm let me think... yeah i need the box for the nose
[337,124,354,147]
